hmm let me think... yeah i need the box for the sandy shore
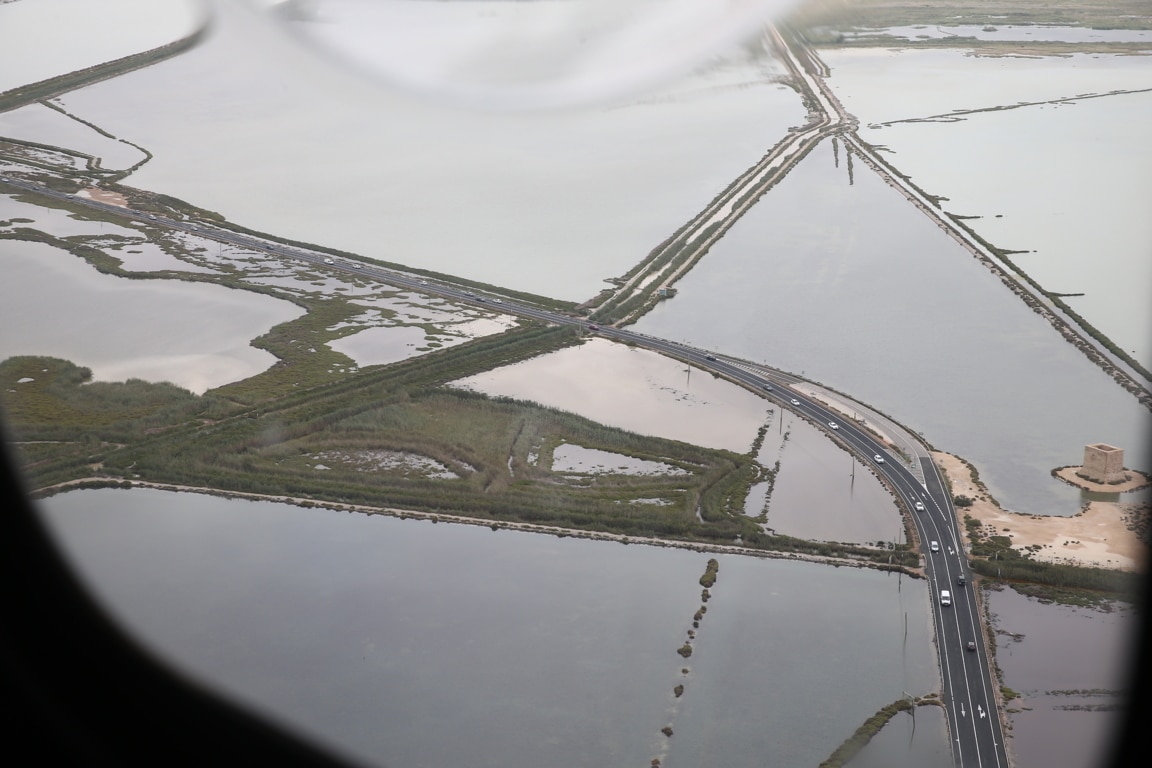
[933,452,1148,572]
[79,187,127,206]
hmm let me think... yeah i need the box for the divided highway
[4,161,1007,767]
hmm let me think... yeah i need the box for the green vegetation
[698,558,720,588]
[0,28,208,112]
[817,697,915,768]
[964,514,1139,605]
[971,559,1139,606]
[10,324,773,545]
[676,643,693,659]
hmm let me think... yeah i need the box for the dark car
[957,574,966,586]
[966,641,977,652]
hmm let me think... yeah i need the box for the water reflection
[454,337,771,453]
[0,240,301,393]
[758,409,905,545]
[632,139,1152,516]
[40,488,939,768]
[988,587,1136,768]
[824,49,1152,370]
[54,0,806,300]
[845,707,951,768]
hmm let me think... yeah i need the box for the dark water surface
[39,488,939,768]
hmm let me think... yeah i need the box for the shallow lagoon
[0,240,301,393]
[0,103,147,171]
[0,0,203,93]
[632,139,1152,517]
[39,487,939,768]
[756,408,905,545]
[454,337,772,453]
[824,48,1152,369]
[54,0,806,301]
[988,587,1137,768]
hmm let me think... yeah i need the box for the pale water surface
[0,0,204,93]
[38,487,940,768]
[632,139,1152,517]
[0,103,147,170]
[53,0,806,301]
[756,408,905,545]
[453,337,772,453]
[0,240,301,393]
[988,587,1137,768]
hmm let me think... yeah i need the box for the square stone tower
[1081,443,1127,484]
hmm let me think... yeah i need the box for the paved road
[765,26,1012,766]
[5,147,1007,766]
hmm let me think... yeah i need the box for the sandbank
[933,452,1147,572]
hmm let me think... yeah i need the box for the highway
[5,142,1006,766]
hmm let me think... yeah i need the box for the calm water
[988,587,1138,768]
[51,0,806,302]
[846,707,952,768]
[454,337,773,453]
[0,240,301,393]
[757,408,905,545]
[0,103,147,170]
[825,49,1152,369]
[632,139,1152,517]
[39,488,940,768]
[0,0,203,93]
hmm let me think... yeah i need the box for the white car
[873,454,885,463]
[790,398,800,406]
[929,540,940,553]
[323,258,334,264]
[914,501,925,512]
[828,422,839,430]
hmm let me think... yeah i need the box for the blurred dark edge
[0,414,1145,765]
[0,419,353,767]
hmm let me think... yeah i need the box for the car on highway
[704,354,716,361]
[790,398,800,405]
[492,298,502,303]
[873,454,884,463]
[761,383,772,391]
[940,590,952,606]
[914,501,925,512]
[419,279,428,285]
[966,641,977,652]
[587,324,599,331]
[323,258,334,264]
[957,574,966,586]
[828,421,839,430]
[930,540,940,553]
